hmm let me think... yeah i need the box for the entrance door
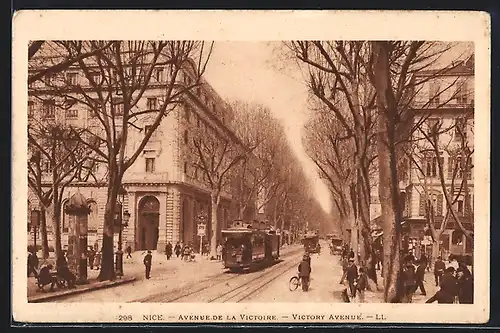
[137,196,160,251]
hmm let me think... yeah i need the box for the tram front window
[225,235,252,262]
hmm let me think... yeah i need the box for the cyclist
[298,254,312,292]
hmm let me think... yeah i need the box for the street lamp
[115,186,129,277]
[30,209,40,251]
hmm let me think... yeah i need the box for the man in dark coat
[88,247,95,269]
[174,242,181,258]
[426,267,458,304]
[143,250,152,279]
[434,256,446,286]
[420,252,429,272]
[165,242,173,260]
[298,254,312,292]
[126,245,133,259]
[37,264,58,291]
[415,259,427,296]
[56,253,76,288]
[456,266,473,304]
[401,261,417,303]
[27,251,39,278]
[346,258,358,298]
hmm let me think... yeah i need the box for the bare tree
[191,113,252,257]
[287,41,380,284]
[28,119,93,258]
[231,101,290,219]
[30,40,214,281]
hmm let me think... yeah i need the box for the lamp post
[115,186,129,278]
[30,209,40,251]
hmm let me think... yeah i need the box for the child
[357,267,368,303]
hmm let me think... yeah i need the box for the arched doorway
[137,196,160,251]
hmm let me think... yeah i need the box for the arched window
[88,200,98,233]
[451,230,464,245]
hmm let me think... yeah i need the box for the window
[183,130,189,144]
[45,74,55,86]
[155,68,164,83]
[144,125,157,140]
[427,118,440,137]
[147,97,158,110]
[112,99,124,116]
[43,100,55,119]
[145,158,155,173]
[66,108,78,119]
[28,101,34,119]
[89,72,101,84]
[429,81,441,106]
[42,159,52,173]
[457,200,464,216]
[454,118,467,141]
[448,155,471,179]
[67,72,78,86]
[419,192,443,216]
[62,201,69,232]
[426,157,437,177]
[456,82,468,104]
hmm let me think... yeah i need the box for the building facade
[399,55,475,259]
[28,44,245,253]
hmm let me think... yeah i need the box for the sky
[203,42,333,214]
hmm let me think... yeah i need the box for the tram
[221,220,280,272]
[302,232,321,254]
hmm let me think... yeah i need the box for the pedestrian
[56,253,76,288]
[339,255,348,284]
[415,259,427,296]
[88,247,95,270]
[216,243,222,260]
[180,243,186,260]
[348,249,355,260]
[126,245,133,259]
[165,242,173,260]
[420,252,429,272]
[183,245,191,262]
[426,267,458,304]
[346,258,358,298]
[401,261,417,303]
[456,266,473,304]
[298,254,312,292]
[143,250,152,279]
[93,249,102,270]
[37,264,58,292]
[174,242,181,258]
[434,256,445,286]
[448,254,459,270]
[27,250,39,278]
[403,250,415,266]
[357,267,368,303]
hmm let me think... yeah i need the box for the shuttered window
[419,194,426,216]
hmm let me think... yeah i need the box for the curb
[28,277,137,303]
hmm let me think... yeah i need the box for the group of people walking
[339,248,368,303]
[400,250,474,304]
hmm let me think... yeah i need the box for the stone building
[27,43,247,253]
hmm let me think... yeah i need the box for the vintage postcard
[12,10,490,324]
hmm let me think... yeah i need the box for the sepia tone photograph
[12,11,490,324]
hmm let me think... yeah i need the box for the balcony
[124,172,169,183]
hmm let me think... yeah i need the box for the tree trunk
[209,192,220,258]
[52,202,62,259]
[372,41,402,303]
[40,206,49,258]
[98,184,119,281]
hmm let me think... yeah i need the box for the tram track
[135,246,303,303]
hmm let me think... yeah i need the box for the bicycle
[289,275,301,291]
[289,275,310,291]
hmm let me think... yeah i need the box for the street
[32,240,441,304]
